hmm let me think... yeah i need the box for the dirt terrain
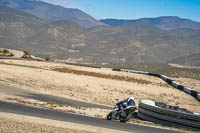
[0,59,199,113]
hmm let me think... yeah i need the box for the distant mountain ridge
[101,16,200,30]
[0,6,48,49]
[0,0,107,28]
[0,6,47,28]
[0,6,200,66]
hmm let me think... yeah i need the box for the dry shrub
[53,67,151,85]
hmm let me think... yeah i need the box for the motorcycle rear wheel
[120,113,132,123]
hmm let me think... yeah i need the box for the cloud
[39,0,76,8]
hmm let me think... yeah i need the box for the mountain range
[101,17,200,30]
[0,0,200,67]
[0,0,106,28]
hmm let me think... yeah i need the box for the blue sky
[40,0,200,22]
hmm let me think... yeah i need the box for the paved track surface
[0,101,180,133]
[0,82,112,109]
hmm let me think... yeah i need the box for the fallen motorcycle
[107,105,137,123]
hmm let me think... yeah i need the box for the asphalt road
[0,101,180,133]
[0,82,112,109]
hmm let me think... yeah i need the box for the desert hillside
[0,59,199,113]
[0,6,200,66]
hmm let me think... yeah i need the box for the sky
[40,0,200,22]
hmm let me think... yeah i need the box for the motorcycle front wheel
[107,112,112,120]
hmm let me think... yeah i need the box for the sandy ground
[0,112,126,133]
[169,63,200,70]
[6,49,24,58]
[0,59,199,113]
[0,48,24,58]
[172,77,200,92]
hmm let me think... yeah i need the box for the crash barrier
[112,68,200,101]
[160,74,200,102]
[138,100,200,131]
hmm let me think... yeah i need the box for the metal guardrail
[112,68,200,101]
[138,100,200,131]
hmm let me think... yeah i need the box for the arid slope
[0,59,199,112]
